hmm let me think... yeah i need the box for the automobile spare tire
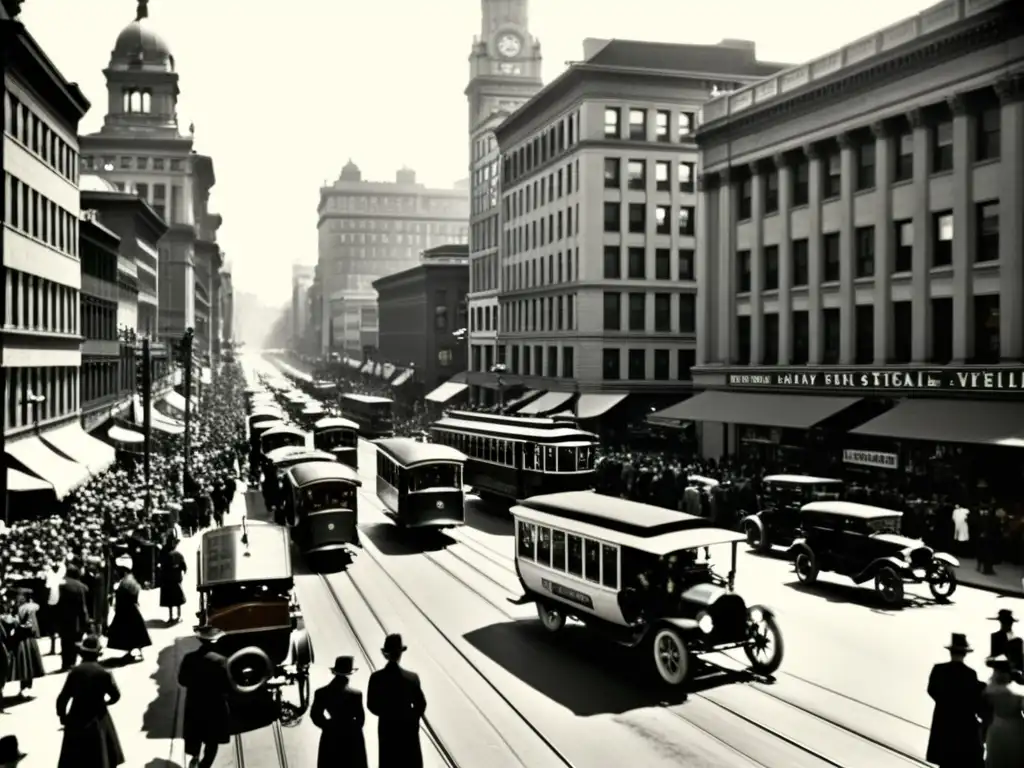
[227,646,274,694]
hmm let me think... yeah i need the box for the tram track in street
[230,717,289,768]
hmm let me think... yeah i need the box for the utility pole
[140,337,153,512]
[181,327,195,471]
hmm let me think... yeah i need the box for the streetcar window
[518,521,535,560]
[567,535,583,577]
[584,539,601,584]
[544,445,556,472]
[557,446,576,472]
[487,438,496,463]
[551,530,566,570]
[523,444,536,470]
[409,464,458,491]
[601,544,619,589]
[536,526,551,567]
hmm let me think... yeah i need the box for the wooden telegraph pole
[140,337,153,511]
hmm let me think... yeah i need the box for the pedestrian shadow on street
[142,637,195,739]
[146,618,176,630]
[360,523,454,556]
[143,760,183,768]
[292,547,353,576]
[783,579,948,613]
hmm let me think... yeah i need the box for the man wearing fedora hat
[925,633,985,768]
[55,634,125,768]
[310,656,368,768]
[177,625,232,768]
[367,634,427,768]
[989,610,1023,682]
[0,735,26,767]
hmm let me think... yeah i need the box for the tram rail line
[230,718,289,768]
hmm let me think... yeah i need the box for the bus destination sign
[726,368,1024,391]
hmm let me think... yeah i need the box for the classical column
[804,143,824,364]
[996,74,1024,361]
[695,171,718,366]
[716,169,736,363]
[948,93,976,362]
[837,133,856,364]
[775,153,793,364]
[748,163,765,364]
[908,107,933,362]
[872,121,895,364]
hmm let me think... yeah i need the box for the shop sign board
[726,367,1024,391]
[842,449,899,470]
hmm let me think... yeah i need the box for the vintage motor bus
[196,520,313,714]
[509,491,784,687]
[340,393,394,438]
[284,461,362,559]
[312,416,360,470]
[429,413,598,502]
[374,438,467,529]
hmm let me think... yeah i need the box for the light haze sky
[23,0,932,306]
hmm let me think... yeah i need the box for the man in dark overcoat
[367,634,426,768]
[310,656,367,768]
[56,565,91,670]
[178,625,232,768]
[55,634,125,768]
[989,609,1023,682]
[925,633,984,768]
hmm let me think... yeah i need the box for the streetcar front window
[409,464,459,491]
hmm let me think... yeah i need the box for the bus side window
[517,521,535,559]
[523,444,535,470]
[583,539,601,584]
[551,530,566,570]
[567,535,583,577]
[600,544,619,589]
[536,527,551,567]
[545,446,556,472]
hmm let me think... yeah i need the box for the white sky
[23,0,932,305]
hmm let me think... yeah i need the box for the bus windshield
[301,482,356,511]
[318,428,356,451]
[409,464,460,492]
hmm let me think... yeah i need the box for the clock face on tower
[497,33,522,58]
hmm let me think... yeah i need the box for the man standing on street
[926,633,984,768]
[367,634,426,768]
[178,625,232,768]
[56,565,90,671]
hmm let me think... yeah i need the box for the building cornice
[2,19,90,127]
[79,132,193,152]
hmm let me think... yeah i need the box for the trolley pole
[182,327,195,472]
[141,337,153,512]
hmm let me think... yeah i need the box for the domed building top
[110,1,174,71]
[79,174,119,193]
[340,159,361,182]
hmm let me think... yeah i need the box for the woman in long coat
[56,634,125,768]
[4,588,45,696]
[159,542,187,623]
[310,656,368,768]
[105,558,152,662]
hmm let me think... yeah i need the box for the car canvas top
[764,474,842,484]
[801,500,903,519]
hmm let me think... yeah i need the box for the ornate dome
[340,159,361,182]
[111,19,173,70]
[79,174,118,192]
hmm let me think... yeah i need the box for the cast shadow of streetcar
[463,496,516,536]
[292,547,354,576]
[463,619,757,717]
[359,522,455,556]
[783,578,956,612]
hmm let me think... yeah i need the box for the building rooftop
[583,38,788,78]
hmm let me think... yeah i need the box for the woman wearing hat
[105,556,152,663]
[926,633,985,768]
[159,539,188,624]
[310,656,367,768]
[990,610,1023,681]
[981,655,1024,767]
[1,588,44,698]
[55,634,125,768]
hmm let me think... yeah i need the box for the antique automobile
[259,424,308,457]
[374,437,468,529]
[787,501,959,606]
[195,519,313,716]
[284,461,362,560]
[741,474,844,553]
[312,416,360,470]
[262,447,337,518]
[509,491,783,686]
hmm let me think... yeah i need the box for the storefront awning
[41,423,116,476]
[576,393,628,420]
[650,391,861,429]
[425,381,468,404]
[200,366,213,385]
[391,369,414,388]
[108,424,145,445]
[504,389,543,412]
[851,399,1024,447]
[519,391,574,416]
[163,391,194,414]
[8,467,53,493]
[5,436,90,500]
[151,416,185,436]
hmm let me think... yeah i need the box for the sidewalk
[1,488,248,768]
[954,557,1024,597]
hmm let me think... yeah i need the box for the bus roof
[265,447,336,466]
[374,437,467,468]
[287,461,361,486]
[198,521,292,588]
[516,491,720,538]
[430,417,597,442]
[342,393,393,404]
[314,416,359,431]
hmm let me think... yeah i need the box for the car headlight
[748,607,764,623]
[697,611,714,634]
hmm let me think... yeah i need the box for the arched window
[141,91,152,113]
[129,91,142,113]
[3,92,11,134]
[123,89,133,113]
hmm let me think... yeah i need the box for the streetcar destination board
[726,368,1024,391]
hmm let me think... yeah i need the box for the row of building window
[319,193,466,216]
[504,248,577,293]
[81,359,123,408]
[82,155,185,173]
[4,366,81,432]
[504,160,578,222]
[602,348,696,382]
[471,305,496,333]
[4,174,81,258]
[604,106,697,144]
[471,159,501,216]
[321,217,466,234]
[604,157,696,194]
[4,269,81,336]
[604,246,695,282]
[603,202,695,236]
[502,109,579,186]
[4,91,79,184]
[470,248,500,295]
[736,204,1000,293]
[470,344,697,383]
[508,344,575,379]
[82,295,118,342]
[734,294,1001,367]
[603,292,696,334]
[503,293,578,335]
[506,204,579,257]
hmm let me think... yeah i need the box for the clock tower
[464,0,542,402]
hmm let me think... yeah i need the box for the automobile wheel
[226,646,274,694]
[652,627,690,686]
[745,522,770,553]
[927,562,957,601]
[537,603,566,633]
[744,605,784,674]
[795,552,818,584]
[874,566,905,606]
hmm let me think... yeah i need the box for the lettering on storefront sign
[842,449,899,470]
[726,368,1024,391]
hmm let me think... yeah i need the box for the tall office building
[464,0,543,378]
[316,164,468,358]
[291,263,314,351]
